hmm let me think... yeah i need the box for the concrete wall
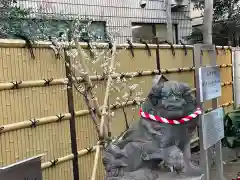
[17,0,192,44]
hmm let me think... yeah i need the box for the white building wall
[190,2,203,26]
[17,0,192,44]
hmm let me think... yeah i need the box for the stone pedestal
[156,172,204,180]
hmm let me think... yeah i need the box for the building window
[0,18,106,42]
[132,23,155,43]
[132,23,178,44]
[86,21,107,42]
[30,20,106,42]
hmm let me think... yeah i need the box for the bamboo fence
[0,39,234,180]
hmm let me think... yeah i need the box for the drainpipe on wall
[166,0,173,43]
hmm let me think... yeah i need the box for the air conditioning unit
[171,0,188,9]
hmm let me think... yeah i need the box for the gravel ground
[149,147,239,180]
[211,163,240,180]
[212,147,240,180]
[191,147,240,180]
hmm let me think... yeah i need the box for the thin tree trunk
[203,0,214,44]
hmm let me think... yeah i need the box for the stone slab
[156,172,204,180]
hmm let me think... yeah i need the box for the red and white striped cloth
[139,108,202,125]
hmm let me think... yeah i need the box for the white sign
[199,66,221,102]
[202,108,224,150]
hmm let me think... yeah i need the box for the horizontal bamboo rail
[0,39,233,50]
[41,154,74,170]
[40,101,234,171]
[0,79,67,91]
[205,101,234,113]
[0,100,137,133]
[41,145,98,170]
[0,65,232,91]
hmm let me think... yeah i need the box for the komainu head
[142,75,197,120]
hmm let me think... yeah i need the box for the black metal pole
[155,37,161,75]
[64,49,80,180]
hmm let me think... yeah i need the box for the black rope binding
[214,45,218,55]
[49,36,61,59]
[91,108,96,114]
[112,104,117,110]
[120,73,126,79]
[11,81,22,89]
[0,126,4,132]
[151,70,157,75]
[179,40,187,56]
[14,33,35,59]
[30,119,39,128]
[81,38,94,58]
[221,45,226,55]
[165,69,169,74]
[137,71,143,76]
[86,147,93,153]
[43,78,54,86]
[108,42,113,50]
[108,41,113,54]
[132,100,137,105]
[56,114,65,122]
[159,40,176,56]
[49,36,57,46]
[140,39,151,56]
[127,39,134,57]
[50,159,59,167]
[178,68,183,72]
[99,72,106,81]
[227,46,232,53]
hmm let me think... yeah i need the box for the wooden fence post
[64,49,80,180]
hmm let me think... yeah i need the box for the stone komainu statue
[103,76,203,180]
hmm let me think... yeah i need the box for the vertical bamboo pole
[64,49,80,180]
[91,43,117,180]
[99,44,117,137]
